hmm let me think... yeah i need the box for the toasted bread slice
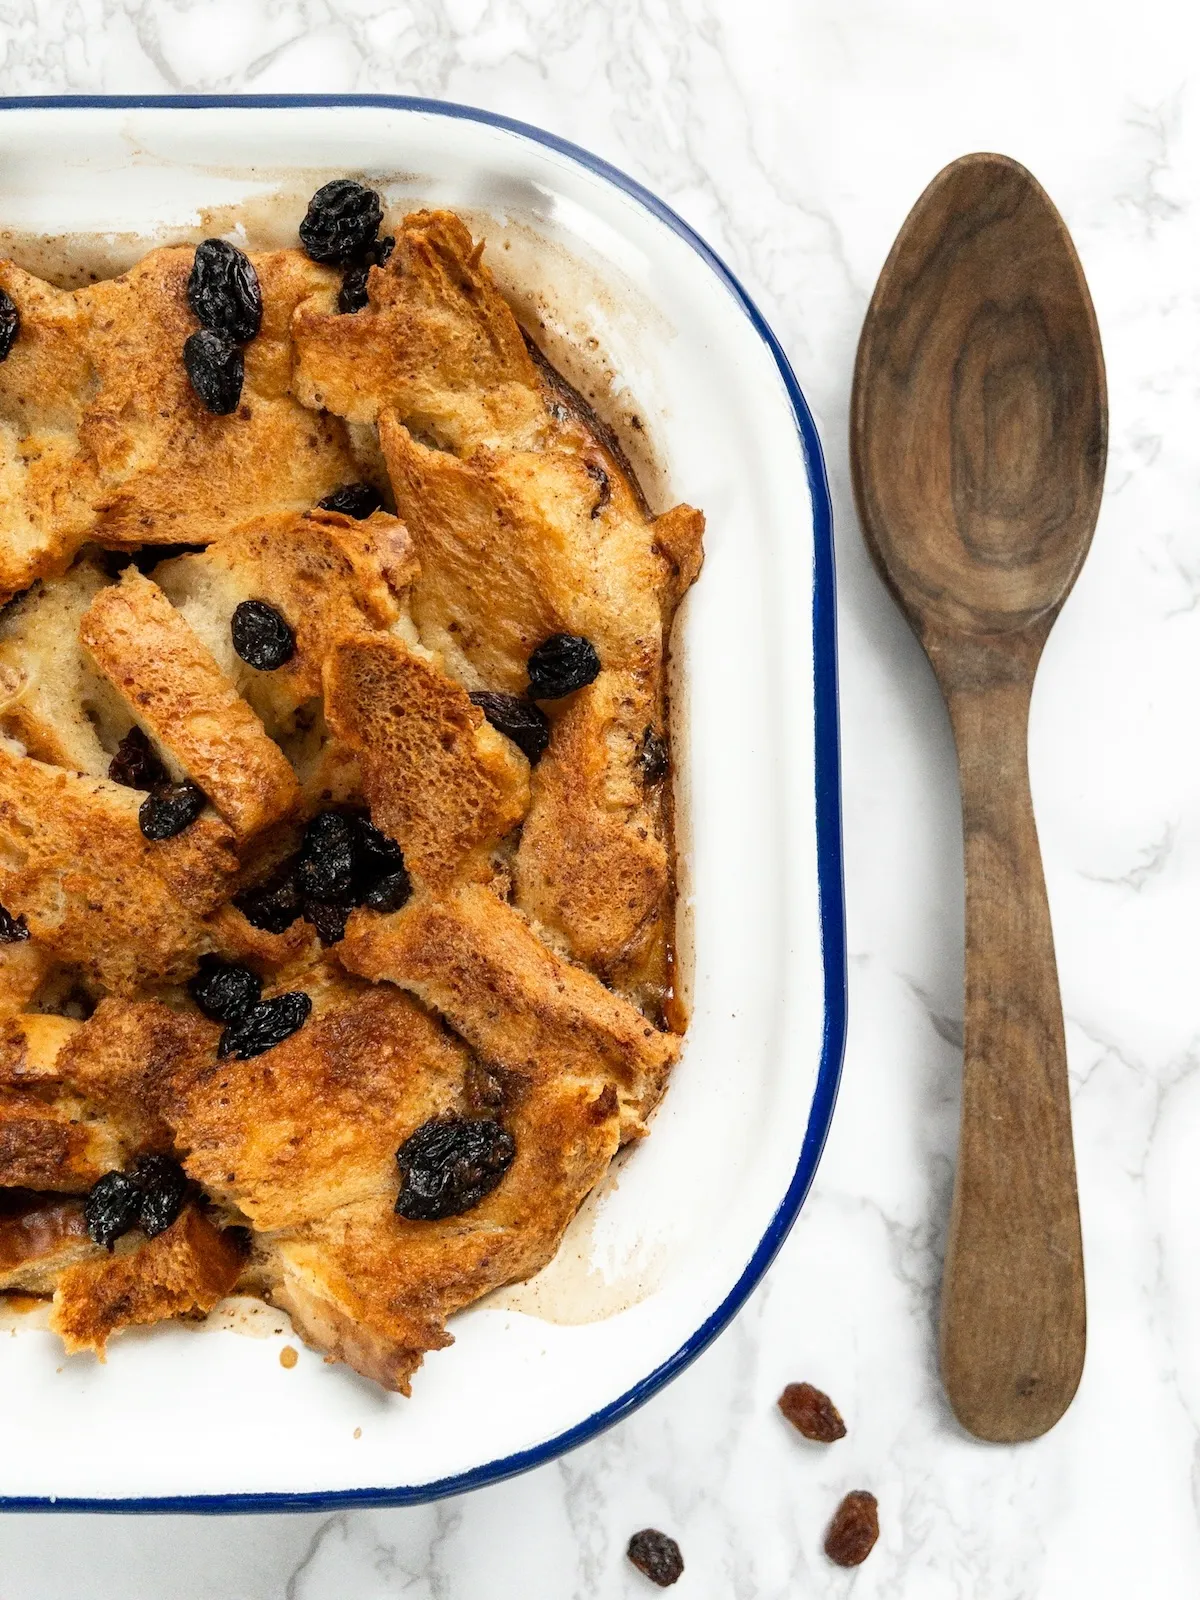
[0,1025,126,1189]
[339,881,678,1138]
[293,209,546,454]
[50,1205,244,1355]
[0,1195,98,1294]
[168,966,468,1232]
[0,1013,82,1088]
[262,1071,620,1392]
[81,568,300,839]
[0,745,231,992]
[324,632,529,889]
[0,941,56,1015]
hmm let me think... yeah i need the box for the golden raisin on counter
[824,1490,879,1567]
[777,1380,847,1443]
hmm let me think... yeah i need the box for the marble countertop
[2,0,1199,1595]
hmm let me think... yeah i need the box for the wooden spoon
[851,153,1106,1442]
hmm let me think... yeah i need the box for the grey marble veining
[2,0,1200,1594]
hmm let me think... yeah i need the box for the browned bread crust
[0,1195,98,1293]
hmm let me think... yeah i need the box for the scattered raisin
[824,1491,879,1568]
[0,289,19,362]
[0,902,29,943]
[338,234,395,313]
[84,1170,142,1251]
[218,992,312,1060]
[626,1530,684,1588]
[317,482,384,519]
[364,867,411,914]
[303,898,351,946]
[234,863,303,934]
[231,598,295,671]
[132,1154,188,1239]
[299,179,383,266]
[138,780,206,840]
[395,1116,515,1221]
[187,956,262,1024]
[187,238,262,343]
[297,811,358,903]
[585,458,611,518]
[635,727,670,786]
[469,691,551,765]
[184,328,244,415]
[108,726,168,792]
[778,1382,846,1443]
[526,634,601,700]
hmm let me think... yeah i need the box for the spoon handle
[935,643,1086,1442]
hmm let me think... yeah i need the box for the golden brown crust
[293,209,547,453]
[324,632,529,889]
[0,1195,98,1293]
[50,1206,244,1355]
[80,569,300,839]
[0,1087,124,1192]
[0,942,56,1016]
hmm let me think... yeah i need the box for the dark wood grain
[851,153,1106,1443]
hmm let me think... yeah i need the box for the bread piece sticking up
[340,881,679,1140]
[80,568,300,840]
[292,209,547,454]
[324,632,529,890]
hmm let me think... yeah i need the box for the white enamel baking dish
[0,95,845,1512]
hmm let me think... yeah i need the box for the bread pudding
[0,184,703,1393]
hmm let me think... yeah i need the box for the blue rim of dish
[0,92,847,1515]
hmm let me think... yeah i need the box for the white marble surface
[1,0,1199,1594]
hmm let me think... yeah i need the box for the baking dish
[0,94,844,1512]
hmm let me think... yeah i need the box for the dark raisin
[626,1530,684,1588]
[299,179,383,266]
[585,458,611,518]
[364,867,412,914]
[84,1170,142,1251]
[231,599,295,671]
[297,811,358,902]
[351,815,405,876]
[183,328,244,415]
[469,691,551,765]
[824,1491,879,1568]
[635,727,670,786]
[316,482,384,519]
[218,992,312,1060]
[131,1154,188,1239]
[234,862,303,934]
[187,955,262,1024]
[526,634,601,700]
[303,898,350,946]
[0,902,29,943]
[0,289,19,362]
[395,1116,515,1221]
[338,234,394,313]
[139,780,206,841]
[187,238,263,343]
[108,726,168,792]
[778,1382,846,1443]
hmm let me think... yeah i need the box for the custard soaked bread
[0,182,702,1390]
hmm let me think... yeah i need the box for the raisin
[139,779,206,840]
[0,902,29,943]
[187,238,262,343]
[364,867,412,914]
[469,691,551,765]
[299,179,383,266]
[84,1170,142,1251]
[626,1530,684,1588]
[297,811,358,903]
[338,234,395,313]
[395,1116,515,1221]
[824,1491,879,1568]
[0,289,19,362]
[526,634,601,700]
[231,599,295,671]
[234,862,303,934]
[635,727,670,786]
[187,955,262,1024]
[108,726,168,792]
[778,1382,846,1443]
[218,991,312,1060]
[317,482,384,519]
[303,898,350,945]
[351,815,405,877]
[585,458,611,518]
[183,328,243,415]
[132,1154,188,1239]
